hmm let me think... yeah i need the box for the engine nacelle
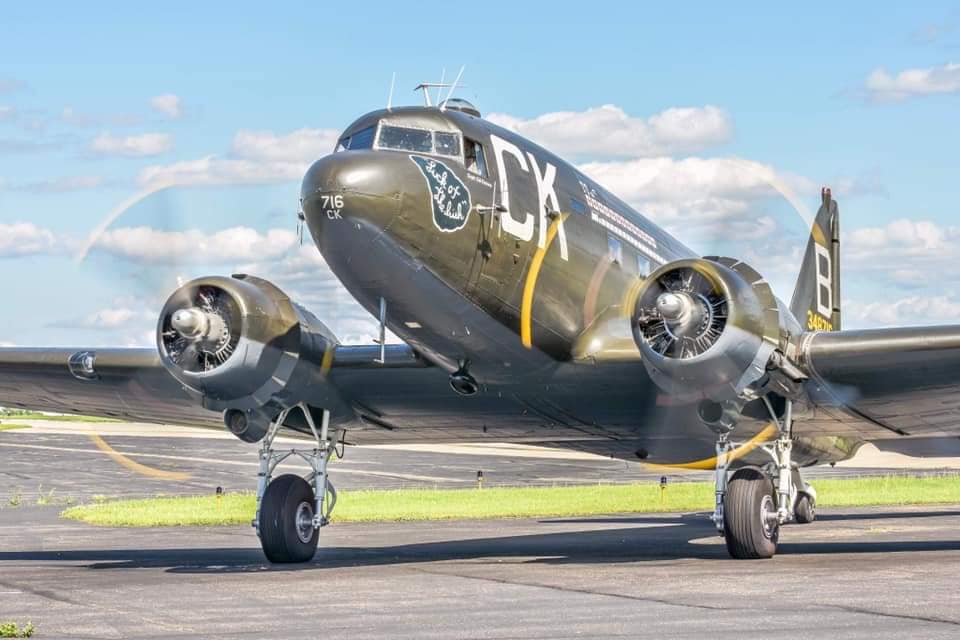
[157,274,338,442]
[631,257,798,401]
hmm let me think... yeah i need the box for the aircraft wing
[0,344,427,433]
[801,325,960,437]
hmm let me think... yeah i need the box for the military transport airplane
[2,92,958,563]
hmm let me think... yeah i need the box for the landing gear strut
[253,402,341,563]
[712,397,813,559]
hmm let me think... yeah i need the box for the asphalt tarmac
[2,421,957,503]
[2,423,960,638]
[2,505,960,638]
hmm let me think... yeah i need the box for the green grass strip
[0,413,118,423]
[61,475,960,528]
[0,424,30,432]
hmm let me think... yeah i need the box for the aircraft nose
[300,152,401,240]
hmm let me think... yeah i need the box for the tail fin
[791,187,841,332]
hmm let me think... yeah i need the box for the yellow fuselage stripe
[643,423,778,471]
[520,214,568,349]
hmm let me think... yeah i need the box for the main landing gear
[253,402,342,563]
[711,397,817,559]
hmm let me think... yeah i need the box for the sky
[2,1,960,347]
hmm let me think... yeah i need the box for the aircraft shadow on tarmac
[2,510,960,573]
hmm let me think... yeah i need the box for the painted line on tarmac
[0,441,469,484]
[88,433,192,481]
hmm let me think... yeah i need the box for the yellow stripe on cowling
[520,214,569,349]
[643,423,778,471]
[320,341,335,377]
[620,276,646,320]
[88,434,191,481]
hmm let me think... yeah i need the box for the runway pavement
[1,504,960,638]
[2,420,959,504]
[3,421,960,638]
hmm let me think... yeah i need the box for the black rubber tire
[794,491,816,524]
[259,474,319,563]
[723,467,779,559]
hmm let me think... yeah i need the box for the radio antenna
[386,72,396,110]
[440,65,466,110]
[435,68,445,107]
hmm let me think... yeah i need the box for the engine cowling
[157,274,338,441]
[631,257,797,401]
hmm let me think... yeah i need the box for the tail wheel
[794,491,816,524]
[259,474,319,563]
[723,467,779,559]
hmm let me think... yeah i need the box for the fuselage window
[637,254,651,277]
[435,132,461,158]
[335,137,349,152]
[607,235,623,265]
[569,198,587,215]
[377,124,433,153]
[465,138,488,177]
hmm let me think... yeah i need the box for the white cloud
[488,104,732,158]
[138,155,302,187]
[91,132,174,157]
[150,94,183,119]
[78,307,155,330]
[20,175,105,193]
[62,106,140,128]
[846,295,960,328]
[846,219,960,262]
[231,128,338,162]
[865,63,960,101]
[0,223,57,257]
[138,127,338,188]
[92,226,297,264]
[0,78,25,94]
[236,244,391,344]
[579,156,813,232]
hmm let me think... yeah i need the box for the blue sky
[2,1,960,346]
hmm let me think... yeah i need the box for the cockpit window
[375,123,463,159]
[349,126,375,150]
[335,125,376,152]
[435,132,461,157]
[377,124,433,153]
[465,138,487,177]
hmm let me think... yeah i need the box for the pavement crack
[829,605,960,627]
[408,565,729,611]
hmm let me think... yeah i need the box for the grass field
[0,424,30,432]
[61,475,960,528]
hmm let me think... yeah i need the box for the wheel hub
[760,494,778,539]
[295,501,316,543]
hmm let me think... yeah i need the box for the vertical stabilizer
[791,188,841,331]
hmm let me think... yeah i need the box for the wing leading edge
[0,344,427,430]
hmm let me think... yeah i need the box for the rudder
[791,187,840,332]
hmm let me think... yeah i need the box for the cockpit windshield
[377,124,432,153]
[335,125,375,152]
[376,124,462,159]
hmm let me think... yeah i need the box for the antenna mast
[440,65,466,110]
[414,68,467,107]
[386,72,396,110]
